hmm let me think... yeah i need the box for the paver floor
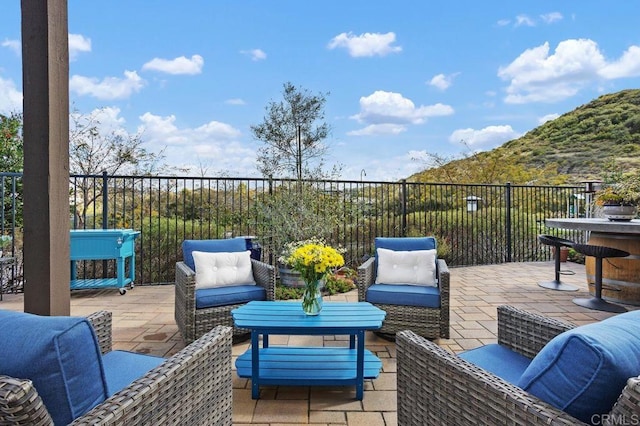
[1,261,636,425]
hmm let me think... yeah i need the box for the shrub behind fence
[0,172,586,285]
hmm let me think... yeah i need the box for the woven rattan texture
[87,310,112,354]
[0,311,233,426]
[606,377,640,425]
[175,258,276,343]
[357,257,450,339]
[71,325,233,425]
[395,305,637,425]
[0,376,54,426]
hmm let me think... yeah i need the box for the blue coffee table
[232,301,386,400]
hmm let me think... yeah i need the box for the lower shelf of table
[236,346,382,386]
[70,278,131,290]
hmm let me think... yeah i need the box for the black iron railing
[0,172,586,287]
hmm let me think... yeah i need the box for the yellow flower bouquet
[287,241,345,314]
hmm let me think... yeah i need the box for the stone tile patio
[1,260,636,425]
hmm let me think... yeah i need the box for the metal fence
[0,172,586,287]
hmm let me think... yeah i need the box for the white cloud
[449,125,521,148]
[500,39,640,104]
[347,123,406,136]
[515,14,536,27]
[240,49,267,61]
[0,76,22,113]
[538,113,560,124]
[142,55,204,75]
[341,151,427,181]
[68,34,91,61]
[225,98,246,105]
[70,107,128,138]
[600,45,640,79]
[137,112,254,174]
[1,39,21,55]
[4,33,92,60]
[540,12,563,24]
[327,32,402,57]
[70,70,146,100]
[428,73,459,90]
[502,12,562,28]
[352,90,453,125]
[498,39,611,104]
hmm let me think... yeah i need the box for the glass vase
[302,279,323,315]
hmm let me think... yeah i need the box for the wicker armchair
[175,240,276,343]
[357,237,450,339]
[397,305,640,425]
[0,311,233,426]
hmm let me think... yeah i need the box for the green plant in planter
[256,181,343,268]
[595,168,640,206]
[595,186,640,206]
[325,267,356,295]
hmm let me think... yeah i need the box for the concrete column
[21,0,70,315]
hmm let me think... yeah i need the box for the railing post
[102,171,108,229]
[401,179,407,237]
[268,175,273,265]
[101,171,109,278]
[505,182,512,262]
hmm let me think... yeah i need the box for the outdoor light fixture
[466,195,481,212]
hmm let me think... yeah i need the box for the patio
[1,260,634,425]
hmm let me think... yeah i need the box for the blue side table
[232,301,386,400]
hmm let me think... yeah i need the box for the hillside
[412,89,640,183]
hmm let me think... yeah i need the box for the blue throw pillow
[182,238,247,270]
[0,310,108,425]
[518,310,640,423]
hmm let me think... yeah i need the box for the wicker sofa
[357,237,450,339]
[397,305,640,425]
[175,238,276,343]
[0,311,233,426]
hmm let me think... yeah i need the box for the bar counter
[545,217,640,305]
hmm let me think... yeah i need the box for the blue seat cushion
[518,309,640,423]
[102,350,165,396]
[0,310,108,425]
[196,284,266,309]
[459,344,532,384]
[365,284,440,308]
[182,238,247,271]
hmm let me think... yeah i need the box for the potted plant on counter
[595,173,640,221]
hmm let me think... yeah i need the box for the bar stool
[537,235,579,291]
[572,243,629,313]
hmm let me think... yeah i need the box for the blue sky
[2,1,640,180]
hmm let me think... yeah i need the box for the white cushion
[375,248,437,286]
[192,250,256,289]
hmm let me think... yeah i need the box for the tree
[251,82,331,180]
[69,108,165,176]
[0,112,24,230]
[69,107,173,226]
[0,112,24,172]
